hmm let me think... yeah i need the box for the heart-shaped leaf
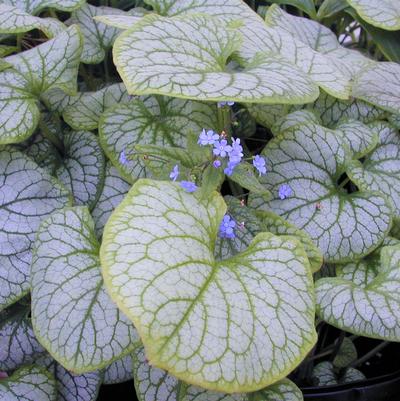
[309,92,386,127]
[0,26,82,144]
[0,302,46,371]
[333,337,357,368]
[2,0,84,14]
[45,83,130,131]
[103,355,133,385]
[347,0,400,31]
[316,243,400,340]
[0,365,57,401]
[347,122,400,217]
[113,14,319,104]
[99,95,218,183]
[132,344,304,401]
[37,354,103,401]
[101,179,316,392]
[94,8,149,29]
[311,361,365,386]
[67,4,124,64]
[352,61,400,114]
[249,121,392,263]
[56,130,106,210]
[31,206,139,373]
[0,148,71,311]
[0,4,65,37]
[91,162,131,238]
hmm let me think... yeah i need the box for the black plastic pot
[302,370,400,401]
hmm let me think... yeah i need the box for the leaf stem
[349,341,389,368]
[217,105,232,137]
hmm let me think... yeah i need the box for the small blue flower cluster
[169,164,198,192]
[219,214,236,239]
[198,129,267,177]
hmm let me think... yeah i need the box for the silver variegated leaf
[113,14,319,104]
[99,95,218,183]
[347,0,400,31]
[0,365,57,401]
[249,122,392,262]
[91,162,131,238]
[0,148,71,311]
[31,206,139,373]
[103,355,133,385]
[67,4,124,64]
[316,243,400,341]
[101,179,316,392]
[347,122,400,217]
[56,130,106,210]
[0,4,65,37]
[0,302,46,371]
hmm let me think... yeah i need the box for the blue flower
[198,129,219,146]
[278,184,292,200]
[219,214,236,239]
[217,101,235,108]
[213,139,232,158]
[253,155,267,176]
[213,160,221,168]
[169,164,179,181]
[228,137,243,164]
[119,150,128,165]
[180,181,198,193]
[224,160,239,176]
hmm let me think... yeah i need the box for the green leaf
[67,4,125,64]
[56,131,106,210]
[316,243,400,340]
[0,45,17,57]
[311,361,365,386]
[347,122,400,217]
[257,210,323,273]
[352,61,400,114]
[249,121,392,263]
[37,354,103,401]
[199,164,225,200]
[347,0,400,31]
[0,26,82,144]
[0,4,65,37]
[46,83,130,131]
[307,91,385,127]
[391,217,400,239]
[333,337,357,368]
[2,0,85,14]
[99,96,218,183]
[0,302,46,371]
[91,162,131,238]
[113,14,319,104]
[132,344,304,401]
[104,355,133,385]
[0,148,71,311]
[0,365,57,401]
[229,162,272,196]
[31,206,139,373]
[267,0,316,18]
[101,179,316,392]
[317,0,348,19]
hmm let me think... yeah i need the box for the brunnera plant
[0,0,400,400]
